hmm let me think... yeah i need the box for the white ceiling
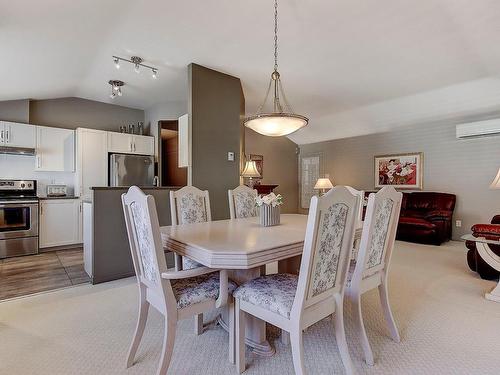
[1,0,500,144]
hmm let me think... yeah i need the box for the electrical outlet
[455,220,462,228]
[227,151,235,161]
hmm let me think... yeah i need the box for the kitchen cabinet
[39,199,80,248]
[0,121,36,148]
[75,128,108,201]
[107,132,154,155]
[35,126,75,171]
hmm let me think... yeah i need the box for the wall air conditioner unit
[456,119,500,139]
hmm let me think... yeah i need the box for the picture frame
[250,154,263,180]
[374,152,423,190]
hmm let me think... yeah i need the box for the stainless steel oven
[0,180,39,258]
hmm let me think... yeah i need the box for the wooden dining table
[160,213,362,356]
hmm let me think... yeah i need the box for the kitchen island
[84,186,181,284]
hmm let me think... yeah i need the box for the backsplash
[0,154,75,196]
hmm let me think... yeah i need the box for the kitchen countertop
[90,186,182,190]
[38,196,79,200]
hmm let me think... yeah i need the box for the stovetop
[0,179,37,201]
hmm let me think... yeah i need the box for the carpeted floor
[0,241,499,374]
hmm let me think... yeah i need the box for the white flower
[255,192,284,207]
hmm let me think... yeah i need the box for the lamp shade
[245,113,308,137]
[490,168,500,189]
[241,161,261,178]
[314,178,333,190]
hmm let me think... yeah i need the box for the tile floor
[0,248,90,301]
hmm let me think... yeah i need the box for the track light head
[152,68,158,79]
[113,57,120,69]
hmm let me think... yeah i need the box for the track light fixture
[112,55,159,79]
[108,80,124,99]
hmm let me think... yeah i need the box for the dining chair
[228,185,258,219]
[170,185,212,334]
[234,186,360,374]
[122,186,237,375]
[345,186,402,366]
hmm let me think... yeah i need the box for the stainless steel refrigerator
[109,154,155,187]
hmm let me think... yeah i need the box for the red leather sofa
[465,215,500,280]
[395,192,456,245]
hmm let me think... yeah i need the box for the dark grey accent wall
[245,128,299,214]
[189,64,243,220]
[91,187,176,284]
[0,99,30,123]
[299,121,500,239]
[29,97,144,132]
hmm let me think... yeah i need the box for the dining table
[160,213,362,356]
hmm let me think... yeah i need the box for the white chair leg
[379,281,400,342]
[126,287,149,368]
[235,299,246,373]
[352,293,374,366]
[333,294,355,375]
[228,297,235,364]
[157,316,177,375]
[290,328,306,375]
[194,314,204,335]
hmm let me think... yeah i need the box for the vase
[260,204,280,227]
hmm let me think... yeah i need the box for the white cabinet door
[36,126,75,171]
[108,132,133,153]
[76,128,108,201]
[178,114,191,167]
[39,199,80,248]
[131,134,154,155]
[2,121,36,148]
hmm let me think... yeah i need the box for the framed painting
[250,154,263,180]
[374,152,423,190]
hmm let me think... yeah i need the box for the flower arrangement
[255,192,283,207]
[256,193,283,227]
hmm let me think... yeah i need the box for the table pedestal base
[485,282,500,303]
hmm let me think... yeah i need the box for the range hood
[0,146,36,156]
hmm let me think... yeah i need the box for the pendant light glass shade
[244,0,308,137]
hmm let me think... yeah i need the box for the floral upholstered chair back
[228,185,258,219]
[122,187,169,294]
[292,186,360,311]
[170,186,212,226]
[352,186,402,283]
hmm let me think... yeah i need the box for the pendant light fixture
[244,0,308,137]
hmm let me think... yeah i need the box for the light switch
[227,152,235,161]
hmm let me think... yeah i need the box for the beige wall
[0,97,144,132]
[0,99,30,123]
[245,128,299,214]
[300,121,500,239]
[29,97,144,131]
[189,64,243,220]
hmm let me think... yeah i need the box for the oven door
[0,201,38,239]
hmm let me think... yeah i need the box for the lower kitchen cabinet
[39,199,81,248]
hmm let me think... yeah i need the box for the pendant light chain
[274,0,278,73]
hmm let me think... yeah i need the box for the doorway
[158,120,187,187]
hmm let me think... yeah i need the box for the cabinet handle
[0,130,3,143]
[133,142,136,152]
[5,128,10,143]
[40,205,43,215]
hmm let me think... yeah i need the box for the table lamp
[314,176,333,196]
[490,168,500,189]
[242,160,261,188]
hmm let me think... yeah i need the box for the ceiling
[1,0,500,144]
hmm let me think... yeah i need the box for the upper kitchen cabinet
[75,128,107,200]
[107,132,154,155]
[0,121,36,148]
[35,126,75,172]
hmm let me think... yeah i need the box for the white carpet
[1,241,499,375]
